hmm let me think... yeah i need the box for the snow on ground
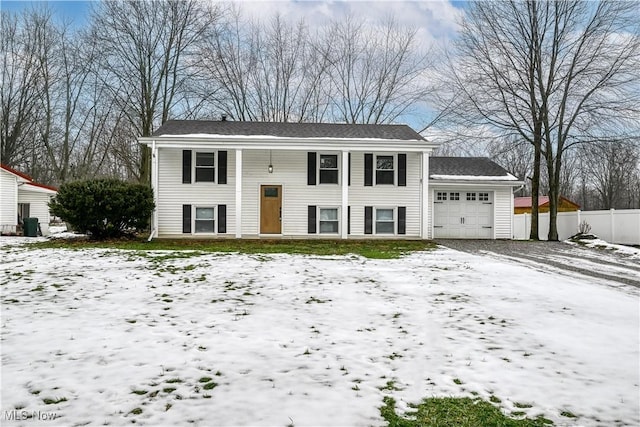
[566,236,640,258]
[1,240,638,427]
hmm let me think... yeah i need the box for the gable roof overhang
[1,164,31,183]
[139,120,437,152]
[1,164,57,193]
[19,182,58,194]
[429,179,525,187]
[138,135,437,152]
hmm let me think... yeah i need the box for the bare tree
[0,9,49,168]
[325,16,432,124]
[579,141,640,209]
[89,0,209,182]
[441,0,640,240]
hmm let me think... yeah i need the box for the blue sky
[1,0,92,25]
[1,1,464,38]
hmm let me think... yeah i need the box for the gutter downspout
[148,140,158,241]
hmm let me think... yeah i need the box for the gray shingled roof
[430,157,514,178]
[153,120,425,141]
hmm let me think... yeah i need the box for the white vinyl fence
[514,209,640,245]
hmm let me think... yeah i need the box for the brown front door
[260,185,282,234]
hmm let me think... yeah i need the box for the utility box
[23,217,39,237]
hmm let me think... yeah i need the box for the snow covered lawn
[1,241,638,426]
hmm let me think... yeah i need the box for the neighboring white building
[139,121,522,240]
[0,164,57,236]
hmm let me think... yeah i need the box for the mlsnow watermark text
[2,410,58,421]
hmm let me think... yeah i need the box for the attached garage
[429,157,523,240]
[433,190,494,238]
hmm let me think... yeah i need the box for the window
[18,203,30,224]
[376,155,394,185]
[479,192,489,201]
[319,154,339,184]
[376,208,394,234]
[466,192,476,201]
[436,192,447,201]
[449,192,460,201]
[319,208,339,234]
[195,207,215,233]
[195,152,215,182]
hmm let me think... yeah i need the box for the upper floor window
[195,152,215,182]
[376,155,394,185]
[319,154,339,184]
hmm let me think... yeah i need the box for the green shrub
[49,179,154,239]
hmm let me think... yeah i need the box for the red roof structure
[1,164,58,192]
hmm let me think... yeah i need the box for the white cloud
[233,0,462,47]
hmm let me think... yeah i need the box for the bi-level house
[139,121,522,240]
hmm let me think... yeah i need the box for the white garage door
[433,191,494,238]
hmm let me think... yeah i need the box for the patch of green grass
[560,410,577,418]
[162,387,176,393]
[378,380,402,392]
[380,396,554,427]
[198,377,213,383]
[42,397,67,405]
[203,382,218,390]
[32,238,435,259]
[131,389,147,395]
[130,407,143,415]
[165,378,183,384]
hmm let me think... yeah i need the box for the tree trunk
[529,133,541,240]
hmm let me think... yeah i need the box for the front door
[260,185,282,234]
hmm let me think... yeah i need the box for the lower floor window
[195,207,215,233]
[319,208,339,234]
[376,208,394,234]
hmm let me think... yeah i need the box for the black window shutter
[364,153,373,186]
[307,152,317,185]
[308,205,317,234]
[398,207,406,235]
[347,206,351,234]
[398,154,407,187]
[218,151,227,184]
[182,150,192,184]
[364,206,373,234]
[348,153,352,186]
[218,204,227,233]
[182,204,191,233]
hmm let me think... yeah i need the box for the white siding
[156,148,236,236]
[17,189,53,235]
[155,148,424,238]
[428,185,514,239]
[0,169,18,232]
[349,152,422,237]
[493,187,513,239]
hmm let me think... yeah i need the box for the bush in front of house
[49,179,154,239]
